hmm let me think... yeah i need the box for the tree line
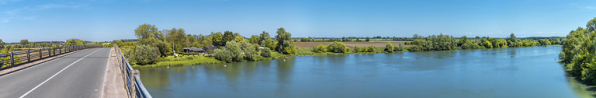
[125,24,298,64]
[560,17,596,85]
[406,33,560,52]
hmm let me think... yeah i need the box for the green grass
[131,51,290,68]
[131,56,224,68]
[294,47,407,56]
[130,46,414,68]
[545,45,563,46]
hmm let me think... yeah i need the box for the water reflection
[139,46,590,98]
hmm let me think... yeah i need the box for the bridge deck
[0,48,112,98]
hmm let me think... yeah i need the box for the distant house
[183,47,205,53]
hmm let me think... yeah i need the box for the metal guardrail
[114,45,152,98]
[0,45,102,69]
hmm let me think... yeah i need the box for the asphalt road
[0,48,111,98]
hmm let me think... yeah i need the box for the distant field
[295,41,411,49]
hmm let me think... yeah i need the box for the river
[138,46,593,98]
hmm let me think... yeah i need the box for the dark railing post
[39,49,42,59]
[9,52,13,67]
[27,50,30,62]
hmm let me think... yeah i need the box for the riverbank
[139,46,584,98]
[131,51,287,68]
[132,45,558,68]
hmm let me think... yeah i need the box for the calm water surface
[139,46,592,98]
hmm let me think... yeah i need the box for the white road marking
[19,49,102,98]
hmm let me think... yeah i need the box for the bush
[393,46,401,52]
[138,38,170,57]
[353,46,360,53]
[226,41,244,62]
[261,48,272,57]
[214,49,233,63]
[367,45,375,52]
[408,45,422,52]
[384,42,394,53]
[241,42,258,61]
[133,45,160,65]
[315,44,327,53]
[327,41,348,53]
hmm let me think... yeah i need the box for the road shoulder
[101,47,129,98]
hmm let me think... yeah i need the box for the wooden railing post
[27,50,30,62]
[9,52,13,67]
[39,49,42,59]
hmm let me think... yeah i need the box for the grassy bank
[131,45,557,68]
[131,51,288,68]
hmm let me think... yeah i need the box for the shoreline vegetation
[121,24,564,68]
[559,17,596,88]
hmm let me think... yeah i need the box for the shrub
[354,46,360,53]
[408,45,422,52]
[384,42,394,53]
[133,45,160,65]
[242,42,258,61]
[327,41,348,53]
[226,41,244,62]
[214,49,233,63]
[367,45,375,52]
[261,48,272,57]
[316,44,327,53]
[393,46,401,52]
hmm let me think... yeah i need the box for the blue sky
[0,0,595,42]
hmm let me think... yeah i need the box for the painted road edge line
[19,49,101,98]
[99,48,111,98]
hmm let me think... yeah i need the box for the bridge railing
[114,45,152,98]
[0,45,102,69]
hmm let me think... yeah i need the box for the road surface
[0,48,110,98]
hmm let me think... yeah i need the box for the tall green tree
[223,31,235,45]
[275,27,296,54]
[64,39,85,46]
[165,28,187,53]
[588,17,596,32]
[20,39,28,46]
[113,40,124,47]
[249,35,260,44]
[259,31,271,46]
[134,24,161,39]
[211,32,223,46]
[0,39,4,49]
[508,33,517,47]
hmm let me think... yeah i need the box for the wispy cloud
[586,6,596,10]
[0,0,22,5]
[1,3,90,23]
[570,4,596,10]
[37,4,88,9]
